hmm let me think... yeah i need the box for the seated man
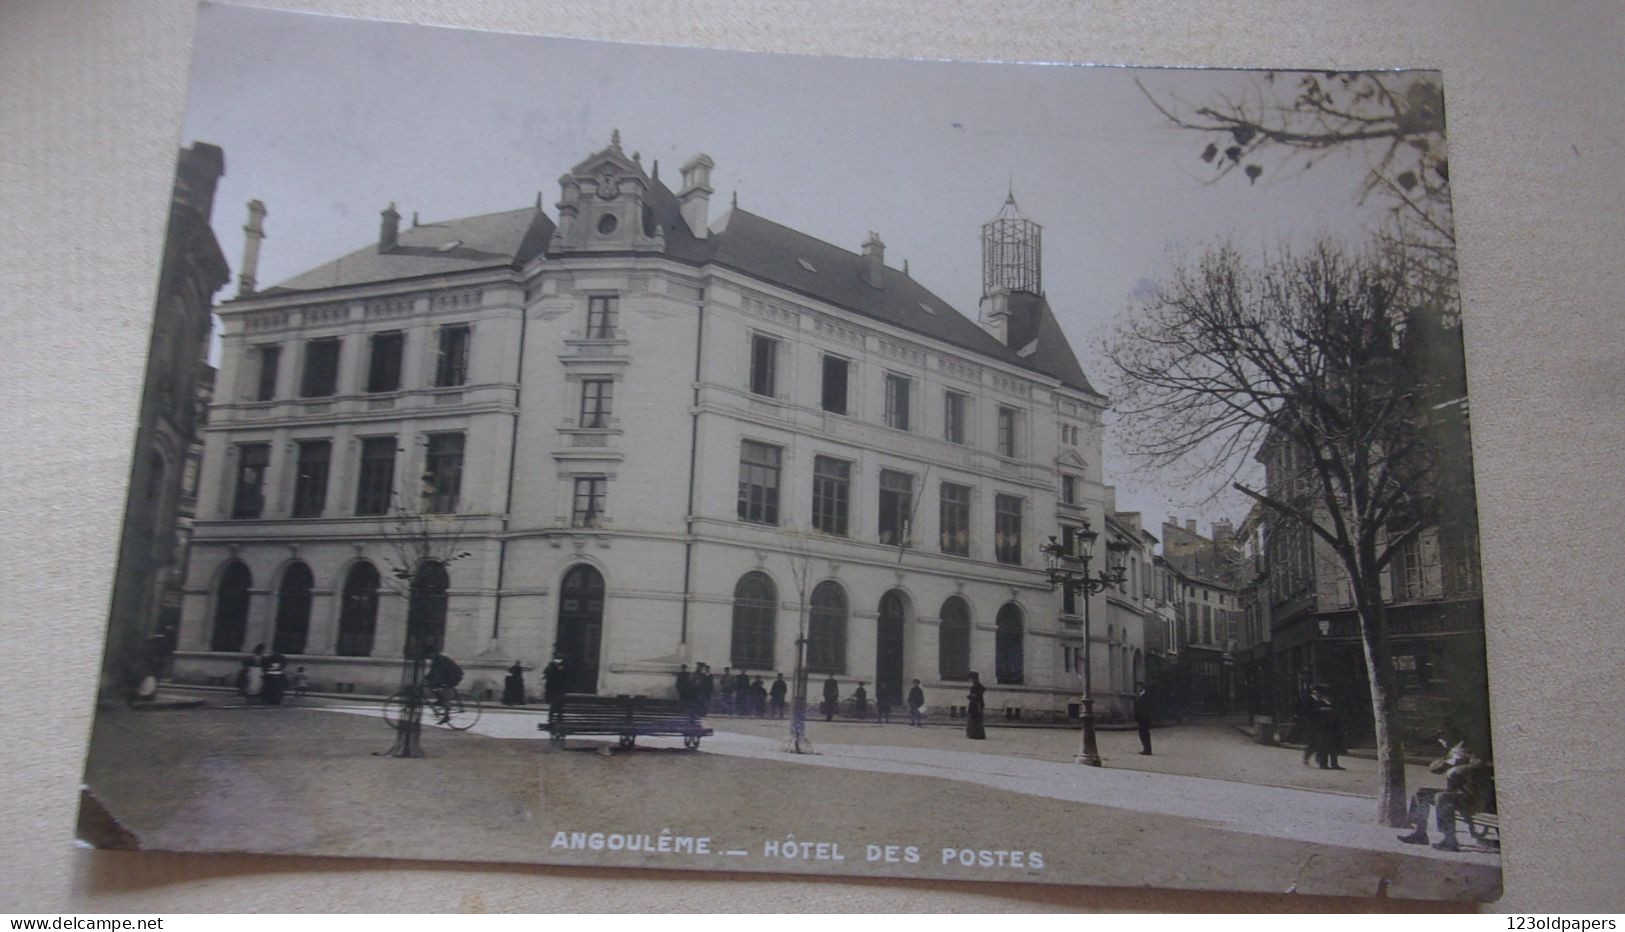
[1397,741,1495,851]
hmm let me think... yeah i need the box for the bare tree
[1108,241,1443,825]
[376,473,472,758]
[1139,72,1451,251]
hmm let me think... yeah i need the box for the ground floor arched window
[994,602,1024,685]
[272,561,314,655]
[937,596,971,681]
[336,561,380,656]
[807,581,847,674]
[209,561,252,652]
[406,560,449,659]
[730,572,777,669]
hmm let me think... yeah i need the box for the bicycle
[382,684,483,732]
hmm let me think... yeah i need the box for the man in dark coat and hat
[822,673,840,722]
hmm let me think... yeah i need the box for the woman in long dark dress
[966,671,987,740]
[502,661,527,707]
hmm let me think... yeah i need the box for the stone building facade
[173,136,1110,716]
[102,142,230,696]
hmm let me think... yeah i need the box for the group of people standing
[675,664,789,719]
[1291,684,1347,769]
[816,675,934,730]
[235,644,305,705]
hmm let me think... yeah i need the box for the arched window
[730,572,777,669]
[807,581,847,674]
[995,603,1024,685]
[272,561,314,655]
[209,561,252,652]
[336,561,380,657]
[406,560,450,658]
[937,596,971,681]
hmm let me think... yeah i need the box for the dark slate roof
[262,207,553,294]
[260,171,1096,395]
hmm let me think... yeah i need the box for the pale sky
[181,3,1403,535]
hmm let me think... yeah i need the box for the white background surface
[2,0,1622,913]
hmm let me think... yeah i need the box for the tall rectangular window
[290,440,331,518]
[231,443,270,519]
[944,391,967,444]
[586,295,618,339]
[300,337,340,398]
[878,469,913,546]
[572,477,607,528]
[365,331,404,393]
[737,440,781,525]
[939,482,971,556]
[994,493,1022,565]
[749,334,778,397]
[253,345,280,401]
[821,355,849,414]
[579,378,613,428]
[355,437,397,516]
[422,433,464,513]
[1060,475,1077,505]
[884,374,911,431]
[997,406,1018,457]
[811,456,850,536]
[435,325,471,387]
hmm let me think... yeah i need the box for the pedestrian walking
[261,651,288,705]
[769,673,788,719]
[244,644,266,704]
[542,652,569,727]
[822,674,839,722]
[876,691,891,723]
[1312,685,1346,770]
[750,677,768,717]
[502,661,528,707]
[291,666,310,702]
[1133,682,1153,755]
[965,672,986,740]
[852,682,868,719]
[1292,688,1320,767]
[720,667,736,715]
[907,679,926,727]
[735,670,752,715]
[694,662,714,717]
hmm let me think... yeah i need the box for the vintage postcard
[80,3,1499,901]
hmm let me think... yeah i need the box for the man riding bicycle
[423,644,465,725]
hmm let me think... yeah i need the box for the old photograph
[80,3,1499,901]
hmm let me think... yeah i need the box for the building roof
[257,162,1098,395]
[261,206,554,294]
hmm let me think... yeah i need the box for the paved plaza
[80,691,1501,902]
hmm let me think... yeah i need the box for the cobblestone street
[81,693,1499,902]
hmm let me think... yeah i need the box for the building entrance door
[876,591,906,707]
[556,564,604,694]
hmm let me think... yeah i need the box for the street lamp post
[1042,520,1129,767]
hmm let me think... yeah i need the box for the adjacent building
[101,143,230,696]
[171,135,1118,716]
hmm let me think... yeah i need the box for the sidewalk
[321,703,1499,867]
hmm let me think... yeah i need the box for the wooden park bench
[1458,808,1499,847]
[538,694,712,749]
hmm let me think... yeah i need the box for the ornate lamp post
[1042,520,1130,767]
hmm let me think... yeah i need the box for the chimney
[378,202,400,253]
[678,154,714,239]
[237,199,267,297]
[1212,519,1234,541]
[1186,519,1197,533]
[862,231,885,288]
